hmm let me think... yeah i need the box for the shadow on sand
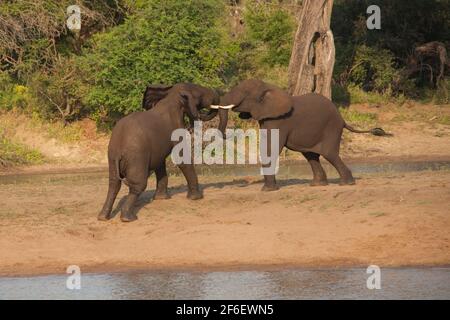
[109,177,344,219]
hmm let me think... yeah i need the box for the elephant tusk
[210,104,235,109]
[221,104,236,109]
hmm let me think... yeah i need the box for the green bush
[244,1,294,67]
[0,134,45,166]
[77,0,235,118]
[348,45,399,93]
[0,72,33,111]
[332,0,450,102]
[347,85,392,105]
[27,56,89,122]
[434,79,450,105]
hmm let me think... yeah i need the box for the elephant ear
[179,90,200,119]
[142,84,173,110]
[250,88,293,121]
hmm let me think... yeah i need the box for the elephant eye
[257,90,270,102]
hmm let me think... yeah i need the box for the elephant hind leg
[153,162,170,200]
[120,164,148,222]
[323,154,355,185]
[302,152,328,186]
[98,161,122,221]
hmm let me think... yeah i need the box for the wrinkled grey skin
[98,83,226,222]
[220,79,388,191]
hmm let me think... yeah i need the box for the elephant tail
[344,123,392,136]
[115,157,126,183]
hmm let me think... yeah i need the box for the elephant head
[142,83,228,135]
[211,79,293,130]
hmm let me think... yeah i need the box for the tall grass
[0,134,45,166]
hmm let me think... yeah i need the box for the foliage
[0,0,124,79]
[434,79,450,105]
[244,1,295,67]
[77,0,235,118]
[223,0,294,90]
[339,107,378,127]
[0,71,34,111]
[348,45,399,93]
[333,0,450,56]
[0,0,448,128]
[0,133,45,166]
[332,0,450,103]
[347,85,399,105]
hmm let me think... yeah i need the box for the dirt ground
[339,103,450,160]
[0,103,449,276]
[0,169,449,276]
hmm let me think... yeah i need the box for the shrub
[244,1,294,67]
[78,0,235,119]
[27,56,88,122]
[434,79,450,105]
[0,134,45,166]
[348,45,399,93]
[0,72,33,111]
[0,0,123,80]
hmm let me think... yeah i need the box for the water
[1,268,449,300]
[1,160,449,185]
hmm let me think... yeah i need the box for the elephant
[98,83,227,222]
[214,79,389,191]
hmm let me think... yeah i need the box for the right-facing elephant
[98,83,226,222]
[214,79,389,191]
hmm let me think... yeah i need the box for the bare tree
[287,0,335,99]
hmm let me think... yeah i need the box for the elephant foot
[310,180,328,187]
[97,210,111,221]
[339,178,356,186]
[120,212,138,222]
[262,184,280,192]
[153,192,171,200]
[187,189,203,200]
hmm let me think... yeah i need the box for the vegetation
[0,133,45,166]
[0,0,448,127]
[244,1,294,67]
[339,108,378,127]
[332,0,450,104]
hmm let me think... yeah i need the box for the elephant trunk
[198,109,218,121]
[217,108,228,137]
[197,108,229,138]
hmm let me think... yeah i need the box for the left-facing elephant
[98,83,227,222]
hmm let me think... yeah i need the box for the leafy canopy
[79,0,233,116]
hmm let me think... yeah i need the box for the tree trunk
[287,0,335,99]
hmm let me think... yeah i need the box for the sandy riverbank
[0,168,449,276]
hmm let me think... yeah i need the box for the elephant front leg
[178,163,203,200]
[262,174,279,191]
[260,127,284,192]
[153,163,171,200]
